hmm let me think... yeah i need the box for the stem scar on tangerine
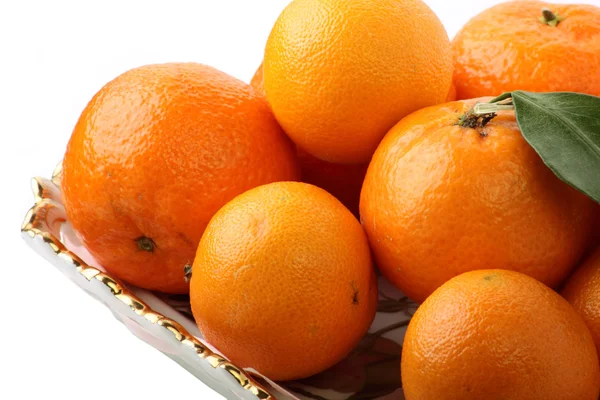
[540,8,565,27]
[136,236,156,253]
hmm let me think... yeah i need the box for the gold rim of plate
[21,162,274,400]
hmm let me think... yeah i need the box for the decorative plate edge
[21,163,274,400]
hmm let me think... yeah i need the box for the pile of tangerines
[60,1,600,398]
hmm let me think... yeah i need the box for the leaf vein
[515,94,600,158]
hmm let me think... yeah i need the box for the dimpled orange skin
[190,182,378,381]
[453,1,600,100]
[562,247,600,359]
[402,269,600,400]
[62,63,300,294]
[254,61,456,104]
[264,0,453,164]
[360,98,596,303]
[251,63,368,217]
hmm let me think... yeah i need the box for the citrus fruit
[591,210,600,250]
[254,61,456,103]
[250,62,265,95]
[402,269,600,400]
[360,98,596,303]
[453,1,600,99]
[296,148,367,218]
[445,83,457,102]
[562,246,600,358]
[251,63,368,217]
[264,0,453,164]
[190,182,377,381]
[62,63,300,294]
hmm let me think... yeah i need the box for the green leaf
[510,91,600,204]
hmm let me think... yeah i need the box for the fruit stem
[473,102,515,114]
[136,236,156,252]
[539,8,565,27]
[458,98,515,129]
[458,109,497,129]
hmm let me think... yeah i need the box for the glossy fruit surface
[264,0,452,164]
[360,98,596,303]
[190,182,377,380]
[251,63,368,217]
[562,246,600,359]
[453,1,600,99]
[402,269,600,400]
[62,63,300,293]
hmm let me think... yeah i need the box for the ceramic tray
[21,163,418,400]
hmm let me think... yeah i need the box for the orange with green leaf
[361,92,600,303]
[48,1,600,397]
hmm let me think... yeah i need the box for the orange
[296,148,367,218]
[402,269,600,400]
[453,1,600,100]
[592,210,600,250]
[562,246,600,359]
[264,0,452,164]
[445,83,457,102]
[251,63,368,217]
[254,61,456,103]
[250,62,265,95]
[62,63,300,294]
[360,98,596,303]
[190,182,378,381]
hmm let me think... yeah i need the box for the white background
[1,0,598,399]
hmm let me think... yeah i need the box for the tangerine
[453,1,600,99]
[264,0,452,164]
[562,246,600,359]
[402,269,600,400]
[190,182,377,380]
[251,63,368,217]
[62,63,300,293]
[360,98,596,303]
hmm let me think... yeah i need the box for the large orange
[453,1,600,100]
[62,63,300,294]
[264,0,452,164]
[562,246,600,359]
[360,98,596,303]
[402,269,600,400]
[190,182,378,381]
[251,63,368,217]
